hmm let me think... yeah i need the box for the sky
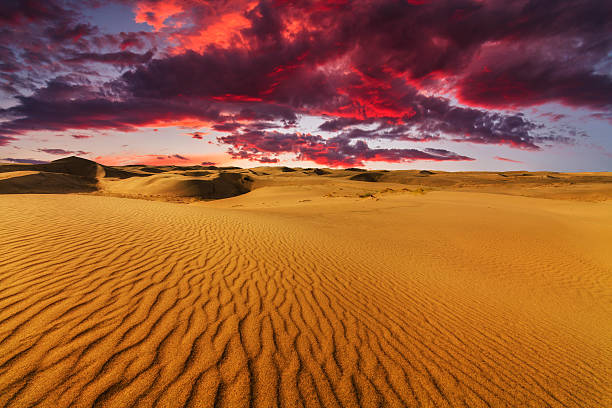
[0,0,611,171]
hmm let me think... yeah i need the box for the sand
[0,158,611,407]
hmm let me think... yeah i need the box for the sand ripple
[0,194,609,407]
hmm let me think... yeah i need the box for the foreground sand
[0,183,611,406]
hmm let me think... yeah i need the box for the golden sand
[0,159,610,407]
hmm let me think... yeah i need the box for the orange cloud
[134,1,184,30]
[173,11,252,52]
[145,118,216,129]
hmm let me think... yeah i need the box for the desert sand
[0,157,610,407]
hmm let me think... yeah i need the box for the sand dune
[0,171,97,194]
[0,157,105,179]
[98,171,253,200]
[0,158,611,407]
[0,157,255,201]
[1,156,611,202]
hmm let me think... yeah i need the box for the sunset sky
[1,0,611,170]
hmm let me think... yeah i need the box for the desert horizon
[0,156,610,407]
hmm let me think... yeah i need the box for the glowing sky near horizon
[0,0,611,170]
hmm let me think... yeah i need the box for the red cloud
[134,1,184,30]
[494,156,523,164]
[0,135,17,146]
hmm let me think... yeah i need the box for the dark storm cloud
[0,93,222,135]
[457,60,612,110]
[319,118,376,132]
[121,47,306,100]
[0,0,66,25]
[45,23,97,42]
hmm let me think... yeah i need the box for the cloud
[0,0,66,25]
[494,156,523,164]
[0,86,223,136]
[188,131,208,139]
[219,130,474,167]
[45,23,96,42]
[456,51,612,110]
[319,118,376,132]
[71,134,93,139]
[1,157,49,164]
[38,148,90,155]
[1,0,609,165]
[6,0,611,113]
[321,90,544,149]
[0,135,16,146]
[212,123,243,132]
[121,48,299,100]
[65,50,154,66]
[256,156,279,163]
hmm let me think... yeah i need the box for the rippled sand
[0,186,610,407]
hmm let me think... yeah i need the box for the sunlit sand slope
[0,193,610,407]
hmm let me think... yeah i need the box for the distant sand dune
[0,191,610,407]
[0,171,97,194]
[99,171,253,200]
[1,156,611,201]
